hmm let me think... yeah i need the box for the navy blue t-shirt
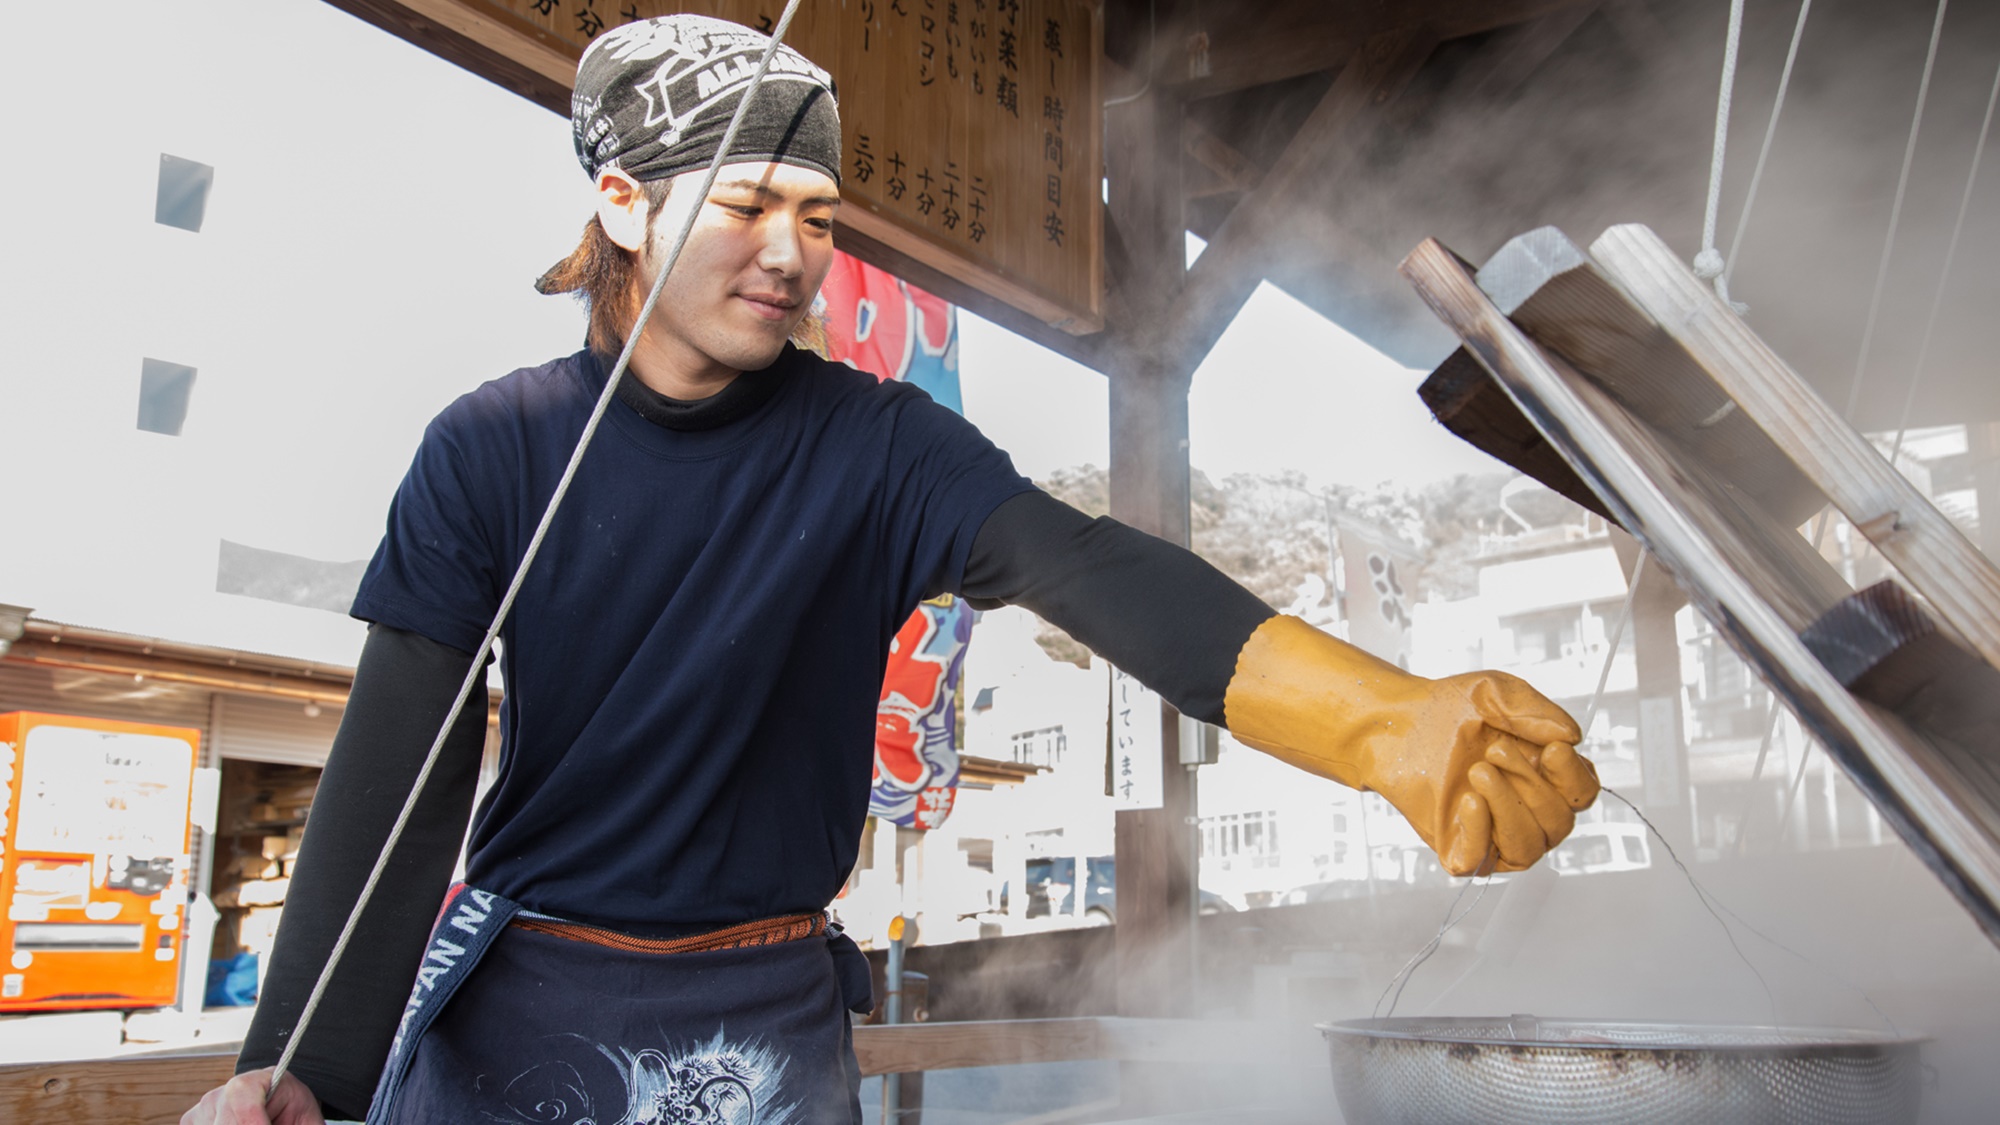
[352,344,1032,932]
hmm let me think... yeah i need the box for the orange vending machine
[0,711,199,1011]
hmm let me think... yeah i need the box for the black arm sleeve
[236,625,488,1121]
[961,490,1276,726]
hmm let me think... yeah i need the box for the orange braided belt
[510,910,829,955]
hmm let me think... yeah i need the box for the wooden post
[1104,48,1196,1036]
[1612,533,1692,849]
[1632,563,1692,847]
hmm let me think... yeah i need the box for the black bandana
[571,15,841,187]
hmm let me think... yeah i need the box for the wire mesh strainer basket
[1319,1015,1924,1124]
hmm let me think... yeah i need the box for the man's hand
[182,1068,325,1125]
[1224,616,1598,876]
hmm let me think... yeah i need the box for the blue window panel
[155,154,213,233]
[137,358,197,435]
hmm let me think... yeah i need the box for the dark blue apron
[367,886,873,1125]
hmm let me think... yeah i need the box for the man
[187,14,1594,1125]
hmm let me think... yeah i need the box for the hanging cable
[1102,0,1156,107]
[1889,55,2000,464]
[265,0,811,1096]
[1843,0,1952,423]
[1693,0,1747,308]
[1720,0,1816,306]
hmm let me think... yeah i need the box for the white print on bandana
[485,1032,802,1125]
[584,16,832,151]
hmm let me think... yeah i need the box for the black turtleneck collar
[596,344,799,432]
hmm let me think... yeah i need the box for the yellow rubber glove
[1224,616,1597,876]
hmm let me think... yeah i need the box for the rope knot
[1693,247,1726,280]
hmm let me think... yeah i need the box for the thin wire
[1843,0,1952,422]
[1375,550,1648,1021]
[1721,0,1816,300]
[1890,55,2000,464]
[1607,786,1898,1032]
[1374,863,1495,1020]
[1693,0,1747,303]
[1603,788,1776,1024]
[266,0,810,1094]
[1583,551,1888,1025]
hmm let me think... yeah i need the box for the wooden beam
[1590,224,2000,675]
[1,621,503,720]
[1401,233,2000,946]
[852,1016,1272,1075]
[1475,227,1824,528]
[322,0,573,112]
[1803,580,2000,756]
[0,1050,235,1125]
[1161,0,1596,98]
[1182,118,1260,200]
[1157,28,1440,384]
[853,1017,1101,1075]
[1436,2,1601,104]
[1419,346,1615,522]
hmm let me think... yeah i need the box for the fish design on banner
[871,596,973,829]
[816,253,968,828]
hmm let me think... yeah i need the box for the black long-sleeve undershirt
[238,370,1275,1114]
[960,492,1273,725]
[236,626,488,1120]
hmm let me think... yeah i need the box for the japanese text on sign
[1109,665,1163,811]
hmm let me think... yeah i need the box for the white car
[1549,822,1652,876]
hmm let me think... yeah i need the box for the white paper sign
[16,727,195,856]
[1109,666,1164,811]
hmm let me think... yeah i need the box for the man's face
[636,161,840,377]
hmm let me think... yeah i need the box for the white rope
[1889,55,2000,465]
[267,0,811,1095]
[1720,0,1817,306]
[1693,0,1747,310]
[1843,0,1952,423]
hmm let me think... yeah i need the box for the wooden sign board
[408,0,1102,333]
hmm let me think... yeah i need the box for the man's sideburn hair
[535,178,829,360]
